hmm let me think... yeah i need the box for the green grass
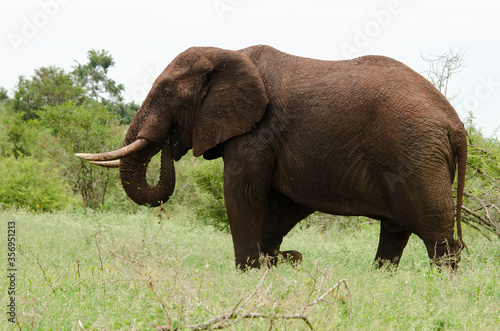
[2,209,499,330]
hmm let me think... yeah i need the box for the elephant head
[76,47,268,206]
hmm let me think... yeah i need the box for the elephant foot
[280,250,303,265]
[373,257,400,272]
[427,238,465,272]
[262,250,303,267]
[431,253,460,272]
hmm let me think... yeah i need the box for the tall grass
[2,209,499,330]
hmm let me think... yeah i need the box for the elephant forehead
[160,56,195,82]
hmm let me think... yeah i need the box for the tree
[113,100,140,125]
[13,66,85,120]
[0,110,42,158]
[0,87,9,104]
[4,50,137,208]
[72,49,124,104]
[72,49,138,124]
[0,101,70,210]
[422,48,467,101]
[42,101,123,209]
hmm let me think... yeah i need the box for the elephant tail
[453,127,468,250]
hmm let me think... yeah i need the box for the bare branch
[152,277,350,331]
[235,267,270,313]
[461,204,499,237]
[422,48,467,100]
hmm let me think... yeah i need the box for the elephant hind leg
[261,190,313,265]
[412,211,460,270]
[421,234,460,270]
[374,219,412,270]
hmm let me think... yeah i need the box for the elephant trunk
[119,117,175,207]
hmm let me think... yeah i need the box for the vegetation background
[1,49,499,329]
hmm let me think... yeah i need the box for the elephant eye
[159,79,174,95]
[163,84,175,96]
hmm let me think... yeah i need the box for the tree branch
[152,277,349,331]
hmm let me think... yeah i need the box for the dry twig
[25,244,55,293]
[152,269,349,331]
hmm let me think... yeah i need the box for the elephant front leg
[223,174,269,270]
[225,200,264,269]
[224,186,312,269]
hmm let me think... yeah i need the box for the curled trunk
[119,138,175,207]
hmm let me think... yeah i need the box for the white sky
[1,0,499,138]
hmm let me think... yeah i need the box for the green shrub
[181,159,227,231]
[190,160,226,229]
[0,105,45,158]
[43,101,123,209]
[0,156,69,211]
[462,114,500,238]
[167,153,228,231]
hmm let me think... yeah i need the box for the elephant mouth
[75,137,176,207]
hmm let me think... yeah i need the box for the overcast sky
[1,0,499,138]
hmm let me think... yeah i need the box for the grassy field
[2,208,499,330]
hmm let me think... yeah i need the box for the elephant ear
[191,48,268,157]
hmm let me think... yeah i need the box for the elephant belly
[273,157,389,218]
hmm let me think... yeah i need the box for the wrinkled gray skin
[102,45,468,270]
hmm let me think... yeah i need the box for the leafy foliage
[189,159,227,231]
[1,49,138,210]
[13,66,85,120]
[0,156,69,210]
[113,100,140,125]
[0,87,9,103]
[0,107,43,158]
[72,49,138,124]
[461,113,500,237]
[42,101,123,209]
[166,154,228,231]
[72,49,124,103]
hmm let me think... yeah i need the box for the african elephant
[77,45,467,270]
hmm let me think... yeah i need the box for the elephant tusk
[90,160,121,168]
[75,138,151,161]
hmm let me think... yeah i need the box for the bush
[0,105,47,158]
[43,101,124,209]
[190,159,227,230]
[462,115,500,238]
[0,156,70,211]
[166,153,228,231]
